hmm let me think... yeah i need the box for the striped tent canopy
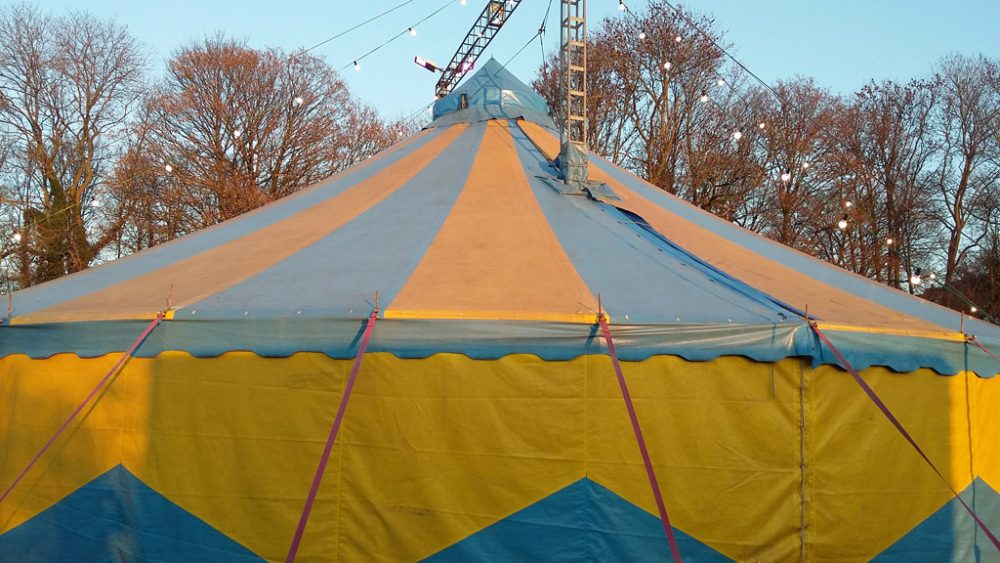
[2,59,999,562]
[3,59,998,373]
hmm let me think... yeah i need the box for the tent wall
[1,352,998,561]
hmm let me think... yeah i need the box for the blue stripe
[508,123,792,325]
[181,123,484,319]
[3,317,994,377]
[8,129,443,319]
[591,158,1000,341]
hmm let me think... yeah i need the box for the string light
[91,199,101,208]
[638,31,647,40]
[910,268,922,286]
[971,306,978,313]
[929,272,937,280]
[732,130,742,141]
[801,162,810,170]
[409,27,417,36]
[717,78,725,86]
[619,0,626,11]
[164,164,173,173]
[838,215,848,230]
[12,233,21,243]
[700,91,709,103]
[674,35,682,42]
[293,96,304,106]
[886,237,894,245]
[233,129,242,139]
[758,122,766,129]
[780,170,791,182]
[663,61,672,70]
[845,201,853,208]
[354,61,361,71]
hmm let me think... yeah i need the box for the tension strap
[0,313,165,505]
[285,309,378,563]
[810,322,1000,553]
[599,314,683,563]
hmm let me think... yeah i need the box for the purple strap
[969,336,1000,366]
[0,313,165,506]
[811,323,1000,553]
[600,315,683,563]
[285,310,377,563]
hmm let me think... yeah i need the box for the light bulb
[700,92,709,103]
[910,268,922,285]
[663,61,671,70]
[886,237,894,245]
[638,31,646,40]
[233,129,242,139]
[733,130,742,140]
[758,122,766,129]
[91,199,101,208]
[971,306,978,313]
[717,78,725,86]
[929,272,937,280]
[409,27,416,36]
[12,232,22,243]
[293,96,304,106]
[780,171,791,182]
[802,162,810,169]
[838,218,848,230]
[354,61,361,71]
[675,35,682,42]
[618,1,626,11]
[845,201,853,208]
[164,164,173,173]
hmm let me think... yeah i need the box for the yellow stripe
[384,308,602,324]
[815,322,966,342]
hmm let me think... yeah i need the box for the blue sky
[30,0,1000,119]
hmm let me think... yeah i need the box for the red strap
[810,323,1000,553]
[0,313,165,506]
[599,315,683,563]
[285,310,377,563]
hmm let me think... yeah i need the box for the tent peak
[428,59,556,129]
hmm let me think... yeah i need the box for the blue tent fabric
[0,465,263,562]
[425,478,730,562]
[874,478,1000,562]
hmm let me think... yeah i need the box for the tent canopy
[2,59,998,375]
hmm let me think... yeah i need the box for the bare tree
[114,37,406,250]
[931,54,1000,286]
[0,5,145,286]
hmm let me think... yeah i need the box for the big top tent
[1,59,999,562]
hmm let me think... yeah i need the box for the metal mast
[434,0,525,99]
[559,0,588,184]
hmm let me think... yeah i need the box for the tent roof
[2,63,997,375]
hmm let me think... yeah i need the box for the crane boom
[434,0,525,98]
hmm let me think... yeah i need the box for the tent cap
[429,58,556,129]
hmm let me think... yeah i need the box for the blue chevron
[0,465,263,562]
[425,478,730,562]
[875,477,1000,562]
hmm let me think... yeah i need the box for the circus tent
[1,59,999,561]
